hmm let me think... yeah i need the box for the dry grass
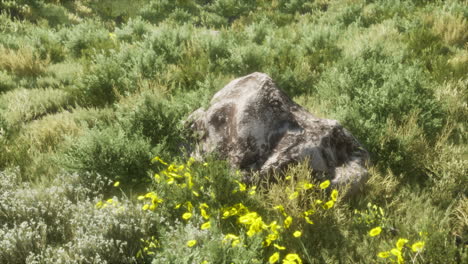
[19,111,83,153]
[0,46,50,76]
[0,88,71,128]
[431,12,468,46]
[447,47,468,76]
[338,20,403,58]
[452,196,468,238]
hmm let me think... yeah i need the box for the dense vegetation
[0,0,466,263]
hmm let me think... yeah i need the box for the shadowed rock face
[187,72,369,190]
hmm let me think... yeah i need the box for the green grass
[0,0,466,263]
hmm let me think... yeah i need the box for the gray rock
[187,72,369,191]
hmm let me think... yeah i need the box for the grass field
[0,0,467,263]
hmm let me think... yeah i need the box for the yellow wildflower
[269,252,280,263]
[187,157,195,166]
[231,239,240,247]
[289,191,299,200]
[239,212,259,225]
[185,201,193,211]
[151,156,168,165]
[293,231,302,237]
[113,181,120,187]
[331,189,338,201]
[284,216,293,229]
[264,233,279,247]
[268,221,281,233]
[224,234,239,240]
[222,208,235,219]
[201,208,210,220]
[303,209,314,216]
[369,227,382,237]
[246,217,264,237]
[182,212,192,220]
[187,240,197,247]
[377,251,391,258]
[151,194,163,208]
[166,177,175,184]
[235,180,246,192]
[95,201,103,209]
[304,216,314,225]
[223,234,240,247]
[302,182,313,190]
[274,205,287,217]
[201,221,211,230]
[142,204,149,210]
[411,241,425,252]
[249,186,257,195]
[323,200,334,209]
[319,180,330,189]
[273,244,286,250]
[390,248,401,257]
[283,253,303,264]
[154,173,161,181]
[396,238,409,250]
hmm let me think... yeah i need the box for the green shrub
[208,0,256,24]
[314,51,445,176]
[65,20,117,58]
[76,50,139,106]
[115,17,152,43]
[31,28,67,63]
[58,125,153,186]
[87,0,147,24]
[139,0,200,25]
[144,23,192,65]
[116,92,188,153]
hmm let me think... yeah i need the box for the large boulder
[187,72,369,190]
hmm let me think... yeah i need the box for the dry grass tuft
[0,46,50,76]
[431,12,468,46]
[19,111,83,153]
[0,88,70,127]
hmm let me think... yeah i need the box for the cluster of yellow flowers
[210,177,337,264]
[138,192,164,211]
[369,226,426,263]
[354,202,387,227]
[136,236,160,258]
[95,182,124,210]
[94,198,125,212]
[133,157,339,263]
[377,238,425,264]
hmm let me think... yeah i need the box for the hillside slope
[0,0,466,263]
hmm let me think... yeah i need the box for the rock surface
[187,72,369,190]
